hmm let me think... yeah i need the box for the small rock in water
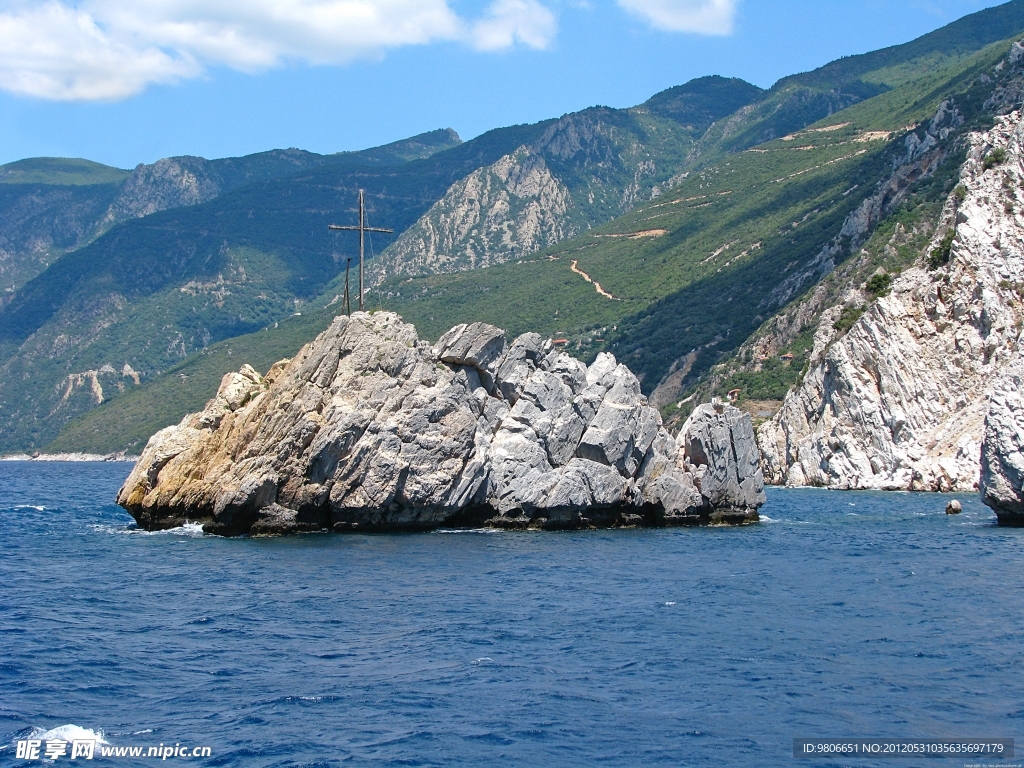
[946,499,962,515]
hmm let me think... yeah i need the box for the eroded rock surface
[980,348,1024,525]
[368,147,574,286]
[117,313,765,535]
[758,109,1024,492]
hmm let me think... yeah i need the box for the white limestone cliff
[758,109,1024,492]
[979,342,1024,524]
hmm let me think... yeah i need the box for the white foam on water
[13,504,45,511]
[164,522,207,537]
[91,521,207,537]
[26,724,109,744]
[759,514,777,523]
[435,528,499,534]
[664,601,677,606]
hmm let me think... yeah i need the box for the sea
[1,461,1022,767]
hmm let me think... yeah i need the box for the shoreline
[1,452,139,463]
[763,484,978,493]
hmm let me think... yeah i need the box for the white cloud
[471,0,557,52]
[0,0,558,101]
[617,0,736,35]
[0,3,199,100]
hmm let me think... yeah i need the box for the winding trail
[570,260,617,300]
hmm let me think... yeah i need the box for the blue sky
[0,0,1010,168]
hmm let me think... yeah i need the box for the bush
[953,184,967,202]
[983,147,1007,171]
[833,305,865,333]
[928,229,955,269]
[865,271,893,297]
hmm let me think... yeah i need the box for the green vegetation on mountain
[641,76,765,132]
[384,29,1017,405]
[685,0,1024,168]
[0,158,130,186]
[372,76,765,287]
[0,181,125,293]
[186,128,465,193]
[783,0,1024,89]
[47,310,336,453]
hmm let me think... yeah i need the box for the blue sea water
[1,462,1022,767]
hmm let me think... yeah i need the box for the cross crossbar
[329,225,393,233]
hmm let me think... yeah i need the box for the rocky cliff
[369,147,574,284]
[117,312,765,535]
[758,106,1024,492]
[103,157,222,223]
[979,345,1024,524]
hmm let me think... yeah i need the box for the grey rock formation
[980,351,1024,525]
[369,147,574,286]
[104,157,221,224]
[433,322,508,392]
[682,400,766,515]
[945,499,962,515]
[758,108,1024,492]
[117,312,765,535]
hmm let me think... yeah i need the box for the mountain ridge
[0,129,463,299]
[6,0,1024,454]
[368,77,766,288]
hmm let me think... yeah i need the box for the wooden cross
[329,189,393,312]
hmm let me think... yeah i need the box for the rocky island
[117,312,765,535]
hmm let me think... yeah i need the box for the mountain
[366,2,1024,308]
[688,0,1024,163]
[376,31,1016,395]
[0,129,461,299]
[10,0,1024,455]
[754,56,1024,491]
[369,77,764,286]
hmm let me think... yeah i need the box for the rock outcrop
[758,107,1024,492]
[369,147,574,286]
[980,347,1024,525]
[104,157,221,224]
[117,313,765,535]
